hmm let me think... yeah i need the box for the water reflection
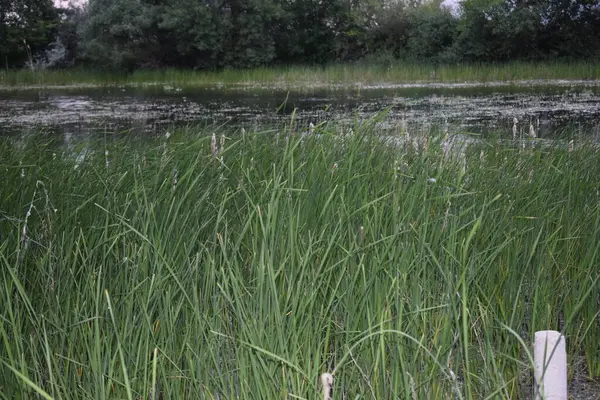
[1,83,599,139]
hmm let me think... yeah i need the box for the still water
[1,82,600,138]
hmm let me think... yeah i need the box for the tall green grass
[1,61,600,88]
[0,120,598,399]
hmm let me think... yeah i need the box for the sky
[442,0,461,12]
[53,0,85,7]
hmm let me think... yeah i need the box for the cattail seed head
[528,169,534,184]
[320,373,333,400]
[211,133,217,159]
[443,134,451,158]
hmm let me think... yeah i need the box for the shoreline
[2,78,600,92]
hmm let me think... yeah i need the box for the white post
[534,330,567,400]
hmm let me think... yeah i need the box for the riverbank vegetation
[1,120,598,398]
[2,0,599,72]
[2,61,600,89]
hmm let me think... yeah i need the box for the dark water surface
[1,83,600,138]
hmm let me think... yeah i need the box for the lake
[1,81,600,139]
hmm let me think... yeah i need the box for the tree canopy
[0,0,58,68]
[1,0,599,70]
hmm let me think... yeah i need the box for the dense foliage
[1,122,599,398]
[0,0,58,68]
[1,0,600,70]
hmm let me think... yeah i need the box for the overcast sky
[442,0,461,12]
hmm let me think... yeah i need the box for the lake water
[1,82,600,139]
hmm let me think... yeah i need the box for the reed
[1,61,599,89]
[0,120,598,399]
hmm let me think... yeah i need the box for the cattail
[407,372,417,400]
[421,136,429,154]
[442,200,451,232]
[479,150,484,163]
[528,169,534,184]
[320,373,333,400]
[443,116,449,136]
[218,134,226,165]
[403,119,410,147]
[332,162,338,176]
[359,226,365,242]
[211,133,217,159]
[443,134,451,158]
[172,168,178,191]
[22,206,31,243]
[20,181,40,253]
[449,368,461,399]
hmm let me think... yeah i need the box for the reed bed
[1,61,600,89]
[0,120,598,399]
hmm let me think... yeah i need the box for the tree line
[2,0,599,71]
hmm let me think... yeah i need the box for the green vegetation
[2,61,600,89]
[0,0,59,68]
[2,0,600,71]
[1,120,598,399]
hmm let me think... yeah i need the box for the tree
[452,0,506,61]
[275,0,354,63]
[407,2,458,62]
[223,0,281,68]
[158,0,226,68]
[452,0,600,62]
[0,0,58,68]
[79,0,161,70]
[538,0,600,58]
[367,1,413,59]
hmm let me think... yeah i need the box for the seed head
[211,133,217,158]
[320,373,333,400]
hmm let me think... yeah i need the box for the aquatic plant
[0,120,598,399]
[1,61,599,89]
